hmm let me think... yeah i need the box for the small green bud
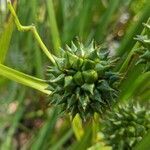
[64,76,74,88]
[81,83,94,95]
[66,51,79,68]
[82,59,95,70]
[73,71,84,85]
[72,57,84,70]
[82,70,98,83]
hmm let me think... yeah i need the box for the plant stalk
[7,0,56,65]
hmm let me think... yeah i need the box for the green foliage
[0,0,149,149]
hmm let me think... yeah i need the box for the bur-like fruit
[47,41,121,120]
[135,20,150,72]
[102,103,150,150]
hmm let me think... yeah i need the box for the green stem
[7,0,56,65]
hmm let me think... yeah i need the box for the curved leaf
[0,64,51,94]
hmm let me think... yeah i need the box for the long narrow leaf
[1,88,26,150]
[46,0,61,56]
[119,71,150,102]
[78,0,94,39]
[95,0,120,42]
[0,64,50,94]
[0,0,16,63]
[31,108,58,150]
[50,129,73,150]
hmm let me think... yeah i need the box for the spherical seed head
[47,41,121,120]
[102,103,150,150]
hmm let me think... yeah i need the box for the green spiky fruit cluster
[102,103,150,150]
[47,41,120,119]
[135,20,150,72]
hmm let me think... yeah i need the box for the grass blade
[0,64,50,94]
[31,108,58,150]
[119,71,150,102]
[95,0,120,42]
[78,0,94,40]
[1,88,26,150]
[50,129,73,150]
[0,1,16,63]
[45,0,61,56]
